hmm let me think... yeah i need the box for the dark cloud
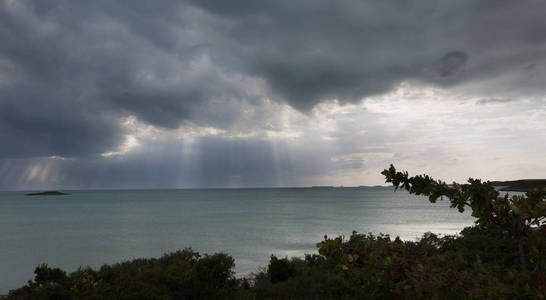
[0,80,123,158]
[1,0,545,165]
[189,0,546,107]
[425,51,469,81]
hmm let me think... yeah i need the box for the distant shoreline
[2,180,544,193]
[491,179,546,192]
[24,191,70,196]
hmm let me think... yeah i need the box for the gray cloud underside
[0,136,344,189]
[1,0,545,160]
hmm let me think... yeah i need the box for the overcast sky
[1,0,545,190]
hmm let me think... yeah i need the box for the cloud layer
[1,0,545,188]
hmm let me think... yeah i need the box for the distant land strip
[24,191,70,196]
[491,179,546,192]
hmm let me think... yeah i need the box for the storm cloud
[1,0,545,188]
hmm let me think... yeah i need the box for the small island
[24,191,70,196]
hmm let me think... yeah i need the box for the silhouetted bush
[7,249,252,300]
[267,256,297,283]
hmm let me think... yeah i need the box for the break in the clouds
[1,0,545,189]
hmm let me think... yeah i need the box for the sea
[0,187,475,294]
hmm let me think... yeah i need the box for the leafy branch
[382,164,546,271]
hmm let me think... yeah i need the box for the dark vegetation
[492,179,546,192]
[7,250,254,300]
[24,191,69,196]
[7,166,545,299]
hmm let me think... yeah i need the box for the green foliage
[252,229,545,299]
[7,249,251,300]
[381,164,545,233]
[267,256,298,283]
[252,254,353,299]
[382,164,545,272]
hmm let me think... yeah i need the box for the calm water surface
[0,187,474,293]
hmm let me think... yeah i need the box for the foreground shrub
[382,164,545,272]
[7,249,252,300]
[251,229,545,299]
